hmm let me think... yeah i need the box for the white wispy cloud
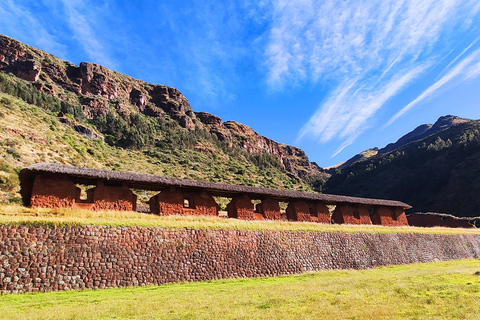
[265,0,480,155]
[0,0,67,58]
[58,0,115,69]
[298,65,426,154]
[385,47,480,127]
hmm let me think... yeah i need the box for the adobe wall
[227,194,255,220]
[29,174,137,211]
[149,188,218,216]
[30,174,78,208]
[1,225,479,293]
[407,214,474,228]
[332,204,372,225]
[89,182,137,212]
[286,200,331,223]
[371,207,409,226]
[256,198,282,220]
[149,188,184,215]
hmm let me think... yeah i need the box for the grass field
[0,259,479,319]
[1,204,479,235]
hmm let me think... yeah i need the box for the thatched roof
[20,163,411,209]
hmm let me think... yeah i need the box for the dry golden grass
[0,204,479,234]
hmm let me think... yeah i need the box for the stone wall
[1,225,479,293]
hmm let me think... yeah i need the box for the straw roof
[20,163,411,209]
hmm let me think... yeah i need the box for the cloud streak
[385,47,480,127]
[0,0,67,58]
[59,0,115,69]
[265,0,480,156]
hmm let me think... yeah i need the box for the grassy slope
[1,259,479,319]
[1,204,479,235]
[0,91,309,203]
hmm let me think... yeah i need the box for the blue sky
[1,0,480,168]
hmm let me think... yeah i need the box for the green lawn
[1,259,479,319]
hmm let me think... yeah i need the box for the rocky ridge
[333,115,469,170]
[0,34,321,179]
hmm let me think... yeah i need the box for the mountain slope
[0,34,323,181]
[323,117,480,217]
[0,34,329,203]
[0,91,317,203]
[334,115,470,170]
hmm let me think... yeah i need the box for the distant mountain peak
[334,115,471,170]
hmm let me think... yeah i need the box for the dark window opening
[353,208,360,220]
[390,209,397,221]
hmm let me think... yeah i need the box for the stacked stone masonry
[1,225,479,293]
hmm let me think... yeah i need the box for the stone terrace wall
[1,225,479,293]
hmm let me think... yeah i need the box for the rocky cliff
[0,34,322,179]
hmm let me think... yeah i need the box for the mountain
[322,116,480,217]
[379,115,470,154]
[0,34,326,202]
[332,115,470,170]
[327,148,378,170]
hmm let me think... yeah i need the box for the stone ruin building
[20,163,411,227]
[407,212,479,228]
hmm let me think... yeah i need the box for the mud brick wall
[371,207,408,227]
[30,174,78,209]
[257,198,282,220]
[407,214,474,228]
[149,189,218,216]
[286,200,330,223]
[332,204,373,225]
[90,185,137,212]
[1,225,479,293]
[227,195,255,220]
[149,188,184,215]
